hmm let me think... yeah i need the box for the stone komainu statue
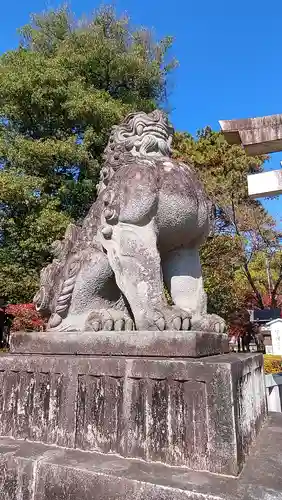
[34,110,225,333]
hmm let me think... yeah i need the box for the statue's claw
[191,314,226,334]
[85,309,134,332]
[141,306,191,331]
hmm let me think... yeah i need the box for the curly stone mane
[97,110,174,194]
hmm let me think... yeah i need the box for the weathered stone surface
[10,330,229,357]
[220,114,282,199]
[219,113,282,155]
[0,440,50,500]
[33,110,225,334]
[0,412,281,500]
[0,354,77,449]
[0,351,266,476]
[247,169,282,198]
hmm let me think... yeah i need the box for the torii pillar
[219,114,282,198]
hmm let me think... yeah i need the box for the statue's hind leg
[50,249,133,332]
[162,247,226,333]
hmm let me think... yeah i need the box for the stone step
[1,412,282,500]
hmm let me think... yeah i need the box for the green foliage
[235,250,282,300]
[173,128,265,218]
[201,235,244,317]
[0,6,175,302]
[173,129,281,319]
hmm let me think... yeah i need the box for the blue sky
[1,0,282,226]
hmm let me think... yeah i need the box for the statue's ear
[123,113,136,124]
[64,223,78,243]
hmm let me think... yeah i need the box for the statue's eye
[136,124,144,136]
[102,168,108,179]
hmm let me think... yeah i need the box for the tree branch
[230,197,265,309]
[271,254,282,307]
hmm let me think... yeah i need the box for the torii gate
[219,114,282,197]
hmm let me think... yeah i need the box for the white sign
[267,319,282,355]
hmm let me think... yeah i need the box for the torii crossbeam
[219,114,282,198]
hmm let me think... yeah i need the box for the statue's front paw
[191,314,226,334]
[85,309,134,332]
[138,306,191,331]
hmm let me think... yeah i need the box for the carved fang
[101,226,113,239]
[104,208,118,222]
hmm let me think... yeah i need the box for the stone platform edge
[0,412,281,500]
[10,329,229,357]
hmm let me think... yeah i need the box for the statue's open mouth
[142,124,169,140]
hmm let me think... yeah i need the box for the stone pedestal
[265,373,282,412]
[0,330,266,480]
[1,413,282,500]
[10,329,230,357]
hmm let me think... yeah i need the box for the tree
[200,234,244,318]
[173,128,282,318]
[0,6,176,302]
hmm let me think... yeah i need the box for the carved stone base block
[10,329,229,357]
[0,331,267,478]
[1,414,282,500]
